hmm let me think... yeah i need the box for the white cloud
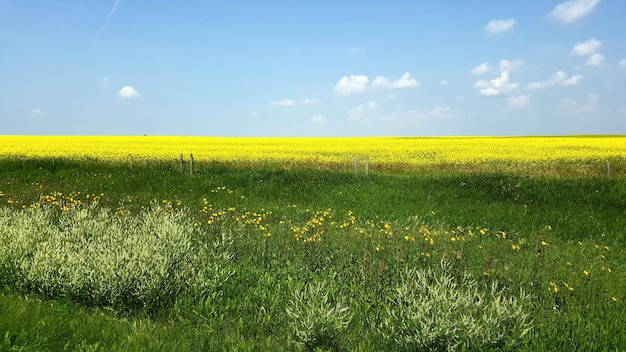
[585,53,604,67]
[382,106,460,122]
[348,46,367,57]
[372,72,419,90]
[620,59,626,68]
[526,71,583,89]
[371,76,391,90]
[470,62,491,75]
[572,38,601,56]
[507,95,530,109]
[118,86,139,99]
[474,71,519,97]
[348,101,379,121]
[390,72,419,88]
[499,59,523,72]
[334,75,369,95]
[30,108,43,116]
[440,80,449,86]
[270,99,295,106]
[302,98,321,105]
[562,75,584,85]
[561,93,599,113]
[310,114,326,124]
[484,19,515,35]
[101,77,110,85]
[549,0,600,23]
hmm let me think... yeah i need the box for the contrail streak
[94,0,121,44]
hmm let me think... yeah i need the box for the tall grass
[0,158,625,350]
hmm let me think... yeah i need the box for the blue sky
[1,0,625,136]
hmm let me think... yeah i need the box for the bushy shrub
[285,280,353,350]
[382,260,532,351]
[0,204,233,310]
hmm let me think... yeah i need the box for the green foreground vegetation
[1,158,625,351]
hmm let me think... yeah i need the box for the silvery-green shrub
[0,204,233,309]
[382,260,532,351]
[286,280,353,350]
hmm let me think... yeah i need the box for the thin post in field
[365,156,369,175]
[354,157,358,174]
[190,153,194,176]
[606,161,610,178]
[179,153,184,172]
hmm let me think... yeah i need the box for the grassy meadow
[1,136,625,351]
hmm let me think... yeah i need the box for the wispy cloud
[572,38,601,56]
[118,85,140,99]
[372,72,419,90]
[619,59,626,68]
[302,98,321,105]
[335,73,418,95]
[561,93,599,113]
[270,99,295,106]
[310,114,326,124]
[474,71,519,97]
[572,38,604,67]
[334,75,369,95]
[507,95,530,109]
[549,0,600,23]
[499,59,523,72]
[484,19,515,35]
[381,106,460,123]
[470,62,491,75]
[585,53,604,67]
[348,101,379,121]
[526,71,583,90]
[471,60,522,76]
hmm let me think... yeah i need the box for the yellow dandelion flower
[612,297,618,302]
[583,270,590,276]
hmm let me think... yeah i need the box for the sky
[1,0,626,136]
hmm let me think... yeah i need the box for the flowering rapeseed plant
[1,136,624,174]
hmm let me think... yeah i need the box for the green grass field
[1,157,625,351]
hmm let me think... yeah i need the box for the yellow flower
[583,270,590,276]
[549,282,559,293]
[612,296,618,302]
[511,244,520,251]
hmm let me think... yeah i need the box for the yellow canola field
[1,135,625,171]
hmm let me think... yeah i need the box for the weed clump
[0,203,233,311]
[382,261,532,351]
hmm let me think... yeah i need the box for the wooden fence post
[606,161,610,178]
[179,153,184,172]
[354,157,358,174]
[190,154,194,176]
[365,156,369,176]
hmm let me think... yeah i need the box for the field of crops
[1,135,625,351]
[2,135,625,174]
